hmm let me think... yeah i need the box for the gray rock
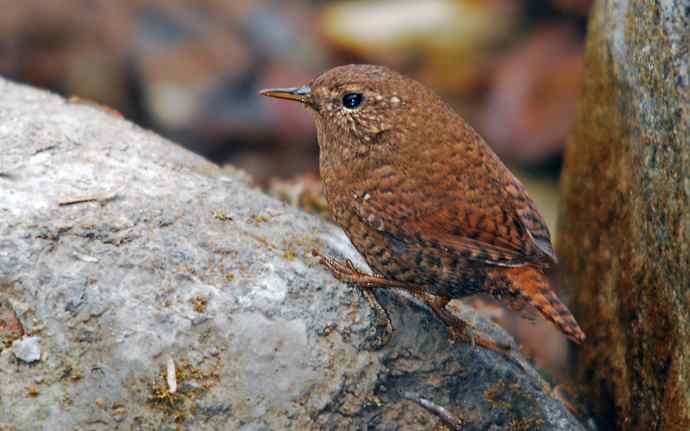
[0,78,585,430]
[11,336,41,363]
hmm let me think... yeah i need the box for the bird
[260,64,585,353]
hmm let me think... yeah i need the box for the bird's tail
[502,266,585,343]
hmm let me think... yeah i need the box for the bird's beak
[259,85,311,103]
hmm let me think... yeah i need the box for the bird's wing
[351,165,556,268]
[505,180,557,264]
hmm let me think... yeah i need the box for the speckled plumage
[261,64,585,347]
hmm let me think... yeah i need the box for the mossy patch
[147,356,223,424]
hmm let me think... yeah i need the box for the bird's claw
[320,256,357,281]
[317,254,394,349]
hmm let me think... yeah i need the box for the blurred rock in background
[0,0,325,178]
[0,0,592,382]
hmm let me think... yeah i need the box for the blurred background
[0,0,591,378]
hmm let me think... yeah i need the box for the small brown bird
[261,64,585,352]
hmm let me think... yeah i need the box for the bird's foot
[318,255,397,288]
[447,321,511,354]
[317,254,394,349]
[318,255,366,283]
[359,287,394,350]
[426,296,514,357]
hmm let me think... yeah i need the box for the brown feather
[497,266,585,343]
[262,64,582,343]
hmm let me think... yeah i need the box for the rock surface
[557,1,689,430]
[0,78,584,430]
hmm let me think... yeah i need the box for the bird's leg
[318,255,397,347]
[319,255,433,347]
[426,296,511,355]
[318,255,410,289]
[318,255,513,358]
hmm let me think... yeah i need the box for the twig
[167,356,177,394]
[58,191,120,207]
[33,144,58,155]
[404,393,464,430]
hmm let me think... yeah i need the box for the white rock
[12,336,41,363]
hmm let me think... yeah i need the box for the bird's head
[261,64,427,146]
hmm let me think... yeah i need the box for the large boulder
[0,78,583,430]
[557,1,690,430]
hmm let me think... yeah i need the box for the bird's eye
[342,93,364,109]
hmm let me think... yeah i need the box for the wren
[261,64,585,352]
